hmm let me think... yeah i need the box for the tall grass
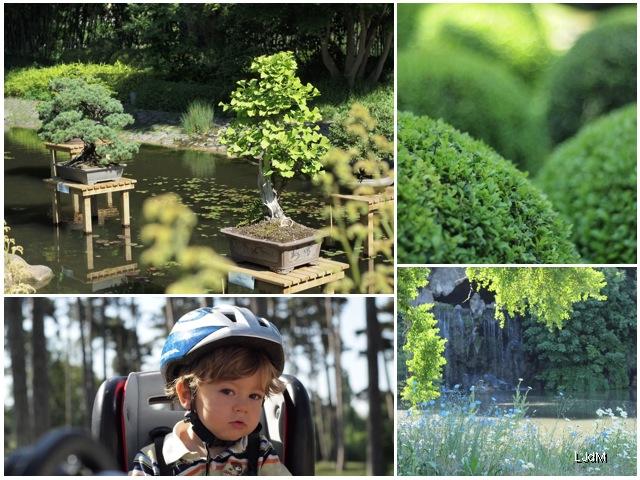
[398,382,636,476]
[180,100,215,135]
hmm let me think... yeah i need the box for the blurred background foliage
[398,3,636,264]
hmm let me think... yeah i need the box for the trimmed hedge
[546,23,637,145]
[398,111,579,264]
[537,104,637,264]
[4,62,222,112]
[411,3,551,83]
[398,45,548,173]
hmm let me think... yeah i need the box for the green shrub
[411,3,552,83]
[545,23,636,145]
[4,62,145,101]
[325,84,393,165]
[397,112,578,264]
[180,100,215,135]
[4,62,221,113]
[398,45,548,173]
[537,105,637,264]
[524,268,636,392]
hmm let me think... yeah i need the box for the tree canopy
[466,267,607,329]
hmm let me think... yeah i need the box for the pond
[5,128,387,293]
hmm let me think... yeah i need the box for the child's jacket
[129,421,291,476]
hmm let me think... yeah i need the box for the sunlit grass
[398,384,637,476]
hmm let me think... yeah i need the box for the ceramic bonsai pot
[221,227,323,274]
[56,164,124,185]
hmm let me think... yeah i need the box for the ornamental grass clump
[180,100,215,136]
[398,112,578,264]
[37,77,138,167]
[537,104,637,264]
[398,45,547,173]
[545,22,636,145]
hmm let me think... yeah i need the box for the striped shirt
[129,420,291,476]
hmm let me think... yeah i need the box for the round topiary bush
[398,45,548,173]
[411,3,551,83]
[546,22,636,145]
[398,111,579,264]
[537,104,637,264]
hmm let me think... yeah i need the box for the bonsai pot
[56,164,124,185]
[221,227,323,274]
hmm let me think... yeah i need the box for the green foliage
[180,101,215,136]
[37,77,138,166]
[545,22,637,144]
[141,193,233,293]
[324,84,393,167]
[220,51,329,184]
[398,267,447,406]
[315,105,394,294]
[466,267,607,330]
[537,104,637,263]
[524,269,636,391]
[410,3,552,83]
[397,112,579,264]
[398,45,548,172]
[4,62,144,101]
[4,62,222,113]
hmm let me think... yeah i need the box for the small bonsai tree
[37,77,139,167]
[219,51,329,223]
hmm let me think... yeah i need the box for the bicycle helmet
[160,305,285,383]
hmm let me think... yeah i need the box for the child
[130,305,291,476]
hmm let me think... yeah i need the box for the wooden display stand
[226,257,349,294]
[330,186,394,257]
[44,177,137,234]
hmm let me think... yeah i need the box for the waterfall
[433,303,527,391]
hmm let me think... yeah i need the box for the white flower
[596,408,605,417]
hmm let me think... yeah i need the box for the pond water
[5,128,386,293]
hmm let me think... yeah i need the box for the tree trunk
[6,298,32,447]
[365,298,384,475]
[100,298,107,383]
[258,158,286,220]
[31,298,51,439]
[325,298,345,472]
[77,299,93,429]
[320,21,340,79]
[129,299,142,371]
[165,298,175,332]
[367,27,393,85]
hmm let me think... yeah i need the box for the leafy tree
[399,268,447,406]
[523,268,636,391]
[37,77,138,167]
[220,51,329,221]
[466,267,607,329]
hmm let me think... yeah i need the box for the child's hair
[165,345,285,400]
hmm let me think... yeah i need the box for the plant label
[228,272,255,290]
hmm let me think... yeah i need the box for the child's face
[193,371,266,441]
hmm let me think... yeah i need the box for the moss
[545,22,637,144]
[230,219,317,243]
[398,111,579,264]
[537,105,636,264]
[398,44,548,173]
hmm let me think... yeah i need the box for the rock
[427,267,467,296]
[5,254,53,291]
[470,292,486,318]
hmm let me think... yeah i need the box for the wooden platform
[44,177,136,234]
[330,186,394,257]
[227,257,349,294]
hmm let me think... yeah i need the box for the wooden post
[106,192,113,207]
[123,226,132,262]
[86,235,94,271]
[121,191,130,226]
[367,210,375,257]
[82,197,92,234]
[50,150,57,177]
[72,194,81,223]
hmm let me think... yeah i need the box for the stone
[470,292,486,318]
[5,254,53,291]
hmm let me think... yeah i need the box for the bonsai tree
[37,77,139,167]
[219,51,329,223]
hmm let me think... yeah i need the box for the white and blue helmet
[160,305,284,382]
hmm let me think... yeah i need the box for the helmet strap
[184,394,237,449]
